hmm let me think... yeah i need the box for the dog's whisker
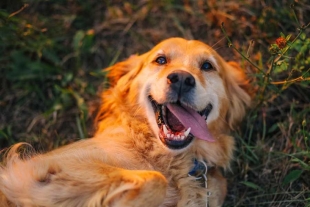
[211,36,226,50]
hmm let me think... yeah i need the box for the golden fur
[0,38,251,207]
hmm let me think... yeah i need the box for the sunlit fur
[0,38,251,207]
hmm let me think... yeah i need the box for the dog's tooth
[184,127,191,137]
[163,125,168,135]
[162,106,166,116]
[181,135,185,140]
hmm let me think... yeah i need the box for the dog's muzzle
[149,70,215,150]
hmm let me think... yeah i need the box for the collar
[188,159,210,188]
[188,159,215,207]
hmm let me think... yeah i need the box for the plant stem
[221,23,265,75]
[271,76,310,85]
[275,22,310,64]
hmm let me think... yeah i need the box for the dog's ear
[106,55,143,87]
[95,54,145,130]
[224,61,252,129]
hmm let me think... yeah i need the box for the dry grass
[0,0,309,206]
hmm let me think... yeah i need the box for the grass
[0,0,309,206]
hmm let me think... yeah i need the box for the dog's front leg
[0,145,167,207]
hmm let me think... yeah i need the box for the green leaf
[273,60,288,74]
[42,48,61,65]
[291,158,310,170]
[81,32,94,53]
[268,123,278,133]
[73,30,85,51]
[282,170,303,185]
[0,130,8,140]
[240,181,264,192]
[300,32,306,41]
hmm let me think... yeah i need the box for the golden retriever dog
[0,38,251,207]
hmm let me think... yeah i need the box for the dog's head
[99,38,251,151]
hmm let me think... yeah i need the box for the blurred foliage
[0,0,309,206]
[0,1,102,147]
[222,4,310,204]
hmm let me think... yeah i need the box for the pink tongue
[167,103,215,142]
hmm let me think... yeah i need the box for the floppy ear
[106,55,144,87]
[224,61,252,129]
[95,54,145,129]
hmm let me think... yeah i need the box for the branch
[271,76,310,85]
[9,4,29,18]
[221,23,265,75]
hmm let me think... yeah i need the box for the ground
[0,1,309,206]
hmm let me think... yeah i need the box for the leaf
[81,31,94,53]
[73,30,85,51]
[285,34,292,41]
[282,170,303,185]
[274,61,288,74]
[291,158,310,170]
[42,48,61,65]
[268,123,278,133]
[0,130,8,140]
[300,32,306,41]
[240,181,264,192]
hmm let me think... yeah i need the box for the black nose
[167,70,196,93]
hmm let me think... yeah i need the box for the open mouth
[149,96,214,150]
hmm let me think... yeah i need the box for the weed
[221,3,310,206]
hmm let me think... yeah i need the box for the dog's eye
[201,61,214,71]
[155,56,167,65]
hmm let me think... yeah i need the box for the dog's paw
[105,170,167,207]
